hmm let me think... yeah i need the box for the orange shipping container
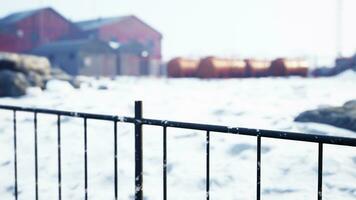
[167,57,199,77]
[197,57,246,78]
[270,58,308,77]
[245,59,271,77]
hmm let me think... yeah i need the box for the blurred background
[1,0,356,77]
[0,1,356,200]
[3,0,356,61]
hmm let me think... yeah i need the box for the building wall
[148,59,161,76]
[0,8,79,53]
[45,51,79,75]
[79,53,116,77]
[117,54,140,76]
[98,16,162,60]
[0,33,21,52]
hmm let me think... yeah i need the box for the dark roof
[31,39,114,54]
[76,16,129,31]
[0,7,50,26]
[75,15,162,37]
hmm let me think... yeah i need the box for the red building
[0,7,79,53]
[75,16,163,76]
[0,8,163,76]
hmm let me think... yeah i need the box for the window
[83,57,92,67]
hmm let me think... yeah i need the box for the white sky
[2,0,356,63]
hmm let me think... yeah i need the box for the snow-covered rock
[295,100,356,132]
[45,79,75,93]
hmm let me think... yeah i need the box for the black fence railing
[0,101,355,200]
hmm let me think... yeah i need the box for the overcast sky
[2,0,356,62]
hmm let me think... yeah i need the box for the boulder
[311,67,335,77]
[0,52,81,97]
[26,71,45,89]
[295,100,356,132]
[0,52,51,75]
[45,67,81,89]
[98,85,109,90]
[49,67,72,80]
[0,70,29,97]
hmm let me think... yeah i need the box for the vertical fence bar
[257,135,261,200]
[135,101,143,200]
[318,143,323,200]
[206,131,210,200]
[84,118,88,200]
[57,115,62,200]
[13,110,18,200]
[114,121,118,200]
[163,126,167,200]
[34,112,39,200]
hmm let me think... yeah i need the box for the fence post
[135,101,143,200]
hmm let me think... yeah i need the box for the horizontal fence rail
[0,102,355,200]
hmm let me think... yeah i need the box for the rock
[295,100,356,132]
[344,100,356,109]
[312,55,356,77]
[0,52,82,97]
[26,71,45,89]
[98,85,108,90]
[334,57,355,74]
[0,52,49,94]
[46,67,81,89]
[0,52,51,75]
[68,78,81,89]
[49,67,72,80]
[311,67,335,77]
[0,70,29,97]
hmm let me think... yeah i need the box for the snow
[45,80,75,93]
[0,76,356,200]
[335,70,356,80]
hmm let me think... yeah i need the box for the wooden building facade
[0,7,163,77]
[0,7,79,53]
[31,39,116,77]
[75,16,162,76]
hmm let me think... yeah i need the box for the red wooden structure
[76,16,163,76]
[0,7,79,53]
[76,16,162,60]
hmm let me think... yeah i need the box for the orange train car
[245,59,271,77]
[196,56,246,78]
[269,58,309,77]
[167,57,199,77]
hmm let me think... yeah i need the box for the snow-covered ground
[0,72,356,200]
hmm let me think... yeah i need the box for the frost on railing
[0,101,355,200]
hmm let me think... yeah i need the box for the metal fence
[0,101,355,200]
